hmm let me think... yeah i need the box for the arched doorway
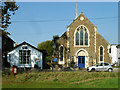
[75,48,89,68]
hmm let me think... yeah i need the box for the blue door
[78,56,85,68]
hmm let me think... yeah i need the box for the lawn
[2,71,119,88]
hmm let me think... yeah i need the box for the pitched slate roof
[2,33,15,43]
[9,41,47,55]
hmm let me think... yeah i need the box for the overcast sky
[7,2,118,47]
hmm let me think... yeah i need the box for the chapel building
[55,4,111,68]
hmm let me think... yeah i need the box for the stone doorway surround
[74,48,89,68]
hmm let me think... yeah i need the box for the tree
[37,40,53,62]
[52,35,59,43]
[52,35,59,56]
[1,1,18,35]
[37,35,59,63]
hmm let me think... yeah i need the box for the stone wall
[96,32,111,64]
[56,12,112,68]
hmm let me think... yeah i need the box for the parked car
[87,62,113,72]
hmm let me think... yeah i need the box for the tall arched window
[60,46,64,61]
[80,29,83,45]
[76,31,79,45]
[75,25,89,46]
[100,46,103,61]
[85,31,88,45]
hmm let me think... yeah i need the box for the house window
[85,31,88,45]
[75,25,89,46]
[100,46,103,61]
[75,31,79,45]
[9,54,11,60]
[22,46,28,49]
[59,46,64,61]
[19,50,31,64]
[80,29,83,45]
[109,48,111,53]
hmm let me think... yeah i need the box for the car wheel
[108,68,112,72]
[91,68,95,72]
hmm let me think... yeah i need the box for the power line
[89,17,118,20]
[11,19,73,22]
[11,16,118,23]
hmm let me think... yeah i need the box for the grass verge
[2,71,119,88]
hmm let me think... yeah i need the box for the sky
[7,2,118,47]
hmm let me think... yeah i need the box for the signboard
[35,58,39,65]
[53,58,58,62]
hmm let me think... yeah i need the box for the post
[51,57,53,72]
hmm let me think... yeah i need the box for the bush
[2,69,11,76]
[113,66,120,68]
[53,77,59,82]
[71,61,75,68]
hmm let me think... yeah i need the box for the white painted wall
[117,47,120,65]
[110,45,118,65]
[7,44,43,69]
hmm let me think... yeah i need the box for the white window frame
[19,45,31,64]
[75,31,80,45]
[85,31,88,45]
[22,45,28,50]
[99,45,104,63]
[74,25,90,47]
[59,45,65,64]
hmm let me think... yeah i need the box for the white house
[116,44,120,66]
[110,44,119,66]
[7,41,46,69]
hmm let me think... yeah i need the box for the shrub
[53,77,59,82]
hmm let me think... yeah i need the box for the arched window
[60,46,64,61]
[100,46,103,61]
[85,31,88,45]
[80,29,83,45]
[76,31,79,45]
[74,25,89,46]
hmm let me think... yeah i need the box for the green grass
[2,71,119,88]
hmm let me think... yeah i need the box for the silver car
[87,62,113,72]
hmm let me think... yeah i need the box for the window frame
[75,31,79,45]
[80,29,83,45]
[99,46,104,62]
[59,45,65,64]
[74,25,89,47]
[85,31,88,45]
[19,46,31,64]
